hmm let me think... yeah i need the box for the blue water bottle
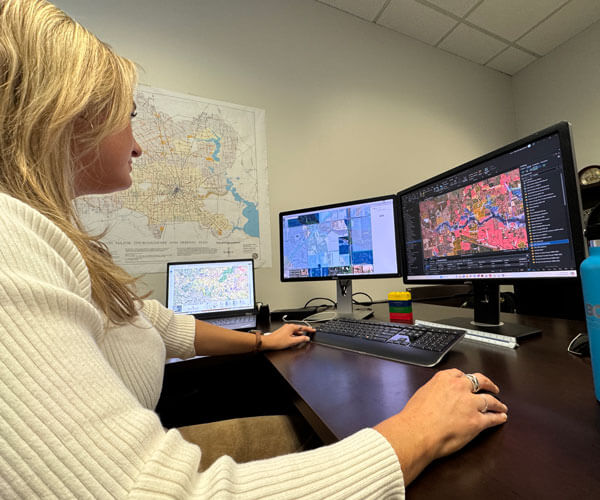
[580,203,600,402]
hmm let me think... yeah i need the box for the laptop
[166,258,257,330]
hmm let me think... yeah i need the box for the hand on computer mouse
[291,339,310,349]
[261,323,314,351]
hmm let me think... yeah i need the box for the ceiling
[315,0,600,75]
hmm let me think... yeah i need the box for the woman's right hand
[374,368,508,486]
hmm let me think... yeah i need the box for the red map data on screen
[419,168,528,258]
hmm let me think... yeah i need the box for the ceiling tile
[518,0,600,55]
[467,0,568,41]
[378,0,458,45]
[424,0,481,18]
[317,0,389,22]
[439,23,508,64]
[486,47,538,75]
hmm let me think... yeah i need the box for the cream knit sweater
[0,193,404,498]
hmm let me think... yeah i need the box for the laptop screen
[166,259,256,316]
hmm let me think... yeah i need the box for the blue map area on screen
[282,200,400,279]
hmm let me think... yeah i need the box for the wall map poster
[76,85,271,273]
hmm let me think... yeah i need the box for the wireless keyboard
[312,318,465,367]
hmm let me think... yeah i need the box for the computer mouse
[568,333,589,357]
[291,340,310,350]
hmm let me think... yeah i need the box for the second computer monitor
[279,194,400,319]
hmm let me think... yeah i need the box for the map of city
[420,168,528,258]
[283,207,375,277]
[75,85,271,274]
[170,265,251,313]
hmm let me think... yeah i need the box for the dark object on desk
[271,306,320,321]
[461,290,517,313]
[514,280,585,320]
[313,317,464,367]
[257,302,270,324]
[579,165,600,188]
[567,333,590,357]
[409,284,473,308]
[414,283,537,339]
[410,284,517,313]
[581,179,600,230]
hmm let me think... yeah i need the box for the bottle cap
[388,291,411,300]
[586,203,600,241]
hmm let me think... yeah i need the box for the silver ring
[465,373,480,393]
[479,394,488,413]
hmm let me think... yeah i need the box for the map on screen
[281,198,397,279]
[283,206,375,277]
[168,262,253,314]
[419,168,528,259]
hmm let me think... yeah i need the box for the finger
[463,372,499,394]
[296,325,315,333]
[481,411,508,429]
[464,373,478,392]
[290,335,310,345]
[477,394,508,414]
[294,328,315,337]
[472,372,500,394]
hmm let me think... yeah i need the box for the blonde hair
[0,0,143,324]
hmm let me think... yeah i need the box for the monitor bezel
[279,194,402,282]
[396,121,586,285]
[165,258,256,315]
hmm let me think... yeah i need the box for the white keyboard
[415,319,519,349]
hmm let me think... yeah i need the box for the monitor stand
[304,278,373,322]
[439,282,541,339]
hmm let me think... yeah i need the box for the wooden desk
[265,303,600,499]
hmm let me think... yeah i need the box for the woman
[0,0,507,497]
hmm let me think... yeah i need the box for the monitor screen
[398,122,585,284]
[166,259,255,315]
[279,195,400,281]
[396,122,585,337]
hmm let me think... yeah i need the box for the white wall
[54,0,516,309]
[513,19,600,169]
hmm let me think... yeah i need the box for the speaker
[256,302,270,325]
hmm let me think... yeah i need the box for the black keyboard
[313,318,465,367]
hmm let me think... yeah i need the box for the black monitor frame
[279,194,401,320]
[396,121,586,337]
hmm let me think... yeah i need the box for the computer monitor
[279,194,400,320]
[397,122,586,338]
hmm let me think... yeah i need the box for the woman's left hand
[261,323,315,351]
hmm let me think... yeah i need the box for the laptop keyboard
[313,318,464,366]
[207,315,256,330]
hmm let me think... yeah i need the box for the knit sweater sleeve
[141,299,197,359]
[0,194,404,498]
